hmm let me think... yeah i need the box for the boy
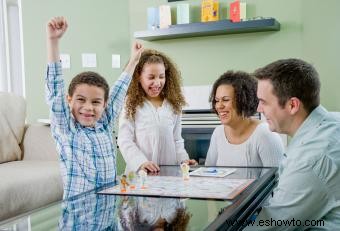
[45,16,143,198]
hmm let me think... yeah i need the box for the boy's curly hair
[68,71,109,101]
[125,49,186,119]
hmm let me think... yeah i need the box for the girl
[118,49,196,173]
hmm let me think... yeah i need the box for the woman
[205,71,283,167]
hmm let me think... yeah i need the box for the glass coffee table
[0,166,277,231]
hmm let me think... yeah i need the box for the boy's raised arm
[45,17,70,131]
[123,41,143,76]
[100,41,143,126]
[46,17,68,63]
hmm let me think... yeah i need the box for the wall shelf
[134,18,280,41]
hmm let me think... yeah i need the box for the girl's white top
[118,99,189,173]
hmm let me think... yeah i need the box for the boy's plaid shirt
[45,62,131,199]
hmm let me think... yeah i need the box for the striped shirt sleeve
[45,61,71,133]
[100,72,132,128]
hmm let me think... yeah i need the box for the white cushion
[0,161,63,221]
[0,92,26,163]
[22,124,58,161]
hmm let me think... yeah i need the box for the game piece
[128,171,136,189]
[180,162,190,180]
[138,170,148,189]
[120,175,129,192]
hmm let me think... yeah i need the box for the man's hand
[140,161,160,173]
[46,16,68,40]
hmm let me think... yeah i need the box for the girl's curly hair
[125,49,186,119]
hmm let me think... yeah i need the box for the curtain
[0,0,24,96]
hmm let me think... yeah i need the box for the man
[245,58,340,230]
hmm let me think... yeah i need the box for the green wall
[128,0,340,111]
[21,0,340,178]
[21,0,130,123]
[300,1,340,111]
[22,0,340,122]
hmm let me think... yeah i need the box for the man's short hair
[209,71,258,117]
[68,71,109,102]
[253,58,320,114]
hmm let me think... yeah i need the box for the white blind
[0,0,8,92]
[0,0,24,96]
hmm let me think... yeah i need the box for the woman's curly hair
[209,70,259,117]
[125,49,186,119]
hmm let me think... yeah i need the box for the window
[0,0,25,96]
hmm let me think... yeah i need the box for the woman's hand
[182,159,198,165]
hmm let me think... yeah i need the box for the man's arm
[245,165,329,231]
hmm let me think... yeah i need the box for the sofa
[0,92,62,221]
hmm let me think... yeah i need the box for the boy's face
[67,84,107,127]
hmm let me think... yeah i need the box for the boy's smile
[67,84,107,127]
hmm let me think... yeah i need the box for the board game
[189,167,237,177]
[98,176,254,200]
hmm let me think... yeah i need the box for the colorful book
[201,0,219,22]
[177,3,190,24]
[240,2,246,20]
[230,0,246,22]
[147,7,159,30]
[159,5,172,29]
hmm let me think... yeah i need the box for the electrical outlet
[82,53,97,68]
[60,54,70,69]
[112,54,120,68]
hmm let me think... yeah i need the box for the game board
[189,167,237,177]
[98,176,254,200]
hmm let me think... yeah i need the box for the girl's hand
[46,16,68,40]
[182,159,198,166]
[140,161,160,173]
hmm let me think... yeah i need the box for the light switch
[60,54,70,69]
[112,54,120,68]
[82,53,97,68]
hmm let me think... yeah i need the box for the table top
[0,166,277,231]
